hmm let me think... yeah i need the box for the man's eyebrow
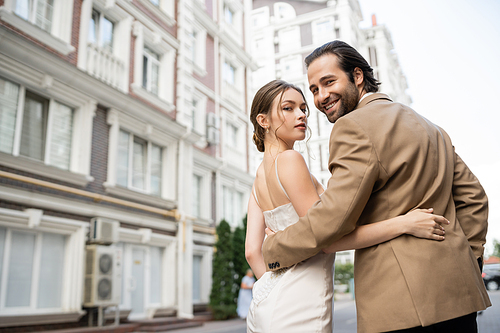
[319,74,336,82]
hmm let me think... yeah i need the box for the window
[0,77,73,170]
[274,2,296,21]
[223,62,235,85]
[142,47,160,95]
[312,19,334,45]
[278,27,300,53]
[0,227,66,310]
[117,130,162,195]
[89,9,114,51]
[192,174,202,218]
[226,123,238,148]
[368,46,378,67]
[224,6,233,25]
[149,246,162,304]
[222,186,244,227]
[192,254,203,302]
[15,0,54,32]
[251,7,269,28]
[150,0,160,6]
[186,31,197,64]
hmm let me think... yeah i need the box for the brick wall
[193,35,215,90]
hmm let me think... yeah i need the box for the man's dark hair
[305,40,380,93]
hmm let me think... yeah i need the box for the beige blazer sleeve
[262,116,379,271]
[452,150,489,260]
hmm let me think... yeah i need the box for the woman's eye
[283,107,292,111]
[301,108,307,113]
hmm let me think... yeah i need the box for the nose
[318,86,329,104]
[296,108,306,120]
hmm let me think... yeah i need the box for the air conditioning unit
[83,245,122,307]
[89,217,119,244]
[206,127,220,145]
[206,113,220,129]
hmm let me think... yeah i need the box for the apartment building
[0,0,254,329]
[249,0,411,265]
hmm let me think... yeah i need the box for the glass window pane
[0,78,20,154]
[192,255,202,302]
[142,55,148,90]
[38,233,65,308]
[101,16,114,50]
[15,0,31,20]
[150,144,162,196]
[89,10,98,44]
[49,102,73,169]
[117,130,130,187]
[132,137,146,189]
[35,0,54,32]
[20,92,48,161]
[149,247,162,304]
[151,62,159,95]
[6,231,35,307]
[150,0,160,6]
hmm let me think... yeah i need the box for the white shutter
[117,130,130,187]
[0,78,20,154]
[49,102,73,169]
[20,93,48,161]
[132,137,146,190]
[37,233,65,308]
[150,144,162,195]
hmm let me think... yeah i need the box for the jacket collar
[355,93,393,110]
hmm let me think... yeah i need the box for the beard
[326,81,360,123]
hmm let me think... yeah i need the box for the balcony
[86,43,125,90]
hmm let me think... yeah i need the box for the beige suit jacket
[262,93,490,332]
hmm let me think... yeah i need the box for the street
[170,290,500,333]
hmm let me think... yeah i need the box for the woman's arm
[322,208,449,253]
[245,191,267,279]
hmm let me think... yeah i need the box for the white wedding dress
[247,159,335,333]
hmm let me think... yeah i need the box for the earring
[266,127,269,134]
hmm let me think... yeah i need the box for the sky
[357,0,500,256]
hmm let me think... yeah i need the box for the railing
[86,43,125,90]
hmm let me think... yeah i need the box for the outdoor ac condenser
[83,244,122,307]
[89,217,119,244]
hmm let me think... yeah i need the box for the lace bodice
[262,202,299,232]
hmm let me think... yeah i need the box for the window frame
[0,0,75,55]
[116,129,163,196]
[105,109,178,208]
[0,74,93,186]
[0,208,86,321]
[131,21,175,111]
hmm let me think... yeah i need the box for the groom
[262,40,490,332]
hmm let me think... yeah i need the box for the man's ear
[353,67,364,88]
[256,114,269,129]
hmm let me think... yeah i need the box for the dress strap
[252,186,261,207]
[275,155,291,201]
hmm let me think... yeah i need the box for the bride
[245,80,449,332]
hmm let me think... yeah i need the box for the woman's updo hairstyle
[250,80,308,152]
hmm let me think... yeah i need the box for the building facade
[0,0,254,329]
[249,0,411,265]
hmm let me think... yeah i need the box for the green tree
[492,239,500,258]
[209,220,237,319]
[232,214,250,302]
[334,263,354,285]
